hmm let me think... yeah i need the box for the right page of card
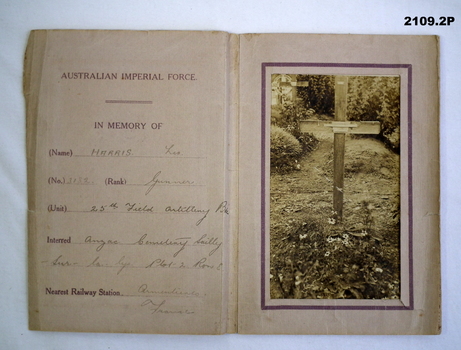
[238,34,440,335]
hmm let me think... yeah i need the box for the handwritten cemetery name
[84,233,222,257]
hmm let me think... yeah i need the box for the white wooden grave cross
[299,76,381,221]
[278,78,310,103]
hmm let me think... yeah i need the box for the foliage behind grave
[347,76,400,152]
[296,75,335,115]
[294,75,401,152]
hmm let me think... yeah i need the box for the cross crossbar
[298,76,381,221]
[279,81,309,87]
[300,120,380,135]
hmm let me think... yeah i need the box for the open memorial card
[25,30,440,334]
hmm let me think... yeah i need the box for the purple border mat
[261,63,413,310]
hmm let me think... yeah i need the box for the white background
[0,0,459,348]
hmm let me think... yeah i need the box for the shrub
[271,104,283,125]
[271,125,303,173]
[271,99,320,155]
[297,132,319,153]
[347,76,401,152]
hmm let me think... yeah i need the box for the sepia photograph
[269,73,401,300]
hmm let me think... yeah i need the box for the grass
[270,201,400,299]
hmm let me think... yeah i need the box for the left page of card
[25,30,236,334]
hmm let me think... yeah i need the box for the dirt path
[271,136,399,225]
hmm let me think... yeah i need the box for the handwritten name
[91,149,132,157]
[165,144,180,155]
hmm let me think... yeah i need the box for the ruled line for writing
[105,100,153,104]
[66,211,203,214]
[43,263,217,272]
[121,294,203,299]
[73,155,206,159]
[125,184,206,187]
[70,242,214,248]
[48,183,204,187]
[50,183,96,186]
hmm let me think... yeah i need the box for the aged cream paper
[25,30,238,334]
[26,30,440,335]
[238,34,440,334]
